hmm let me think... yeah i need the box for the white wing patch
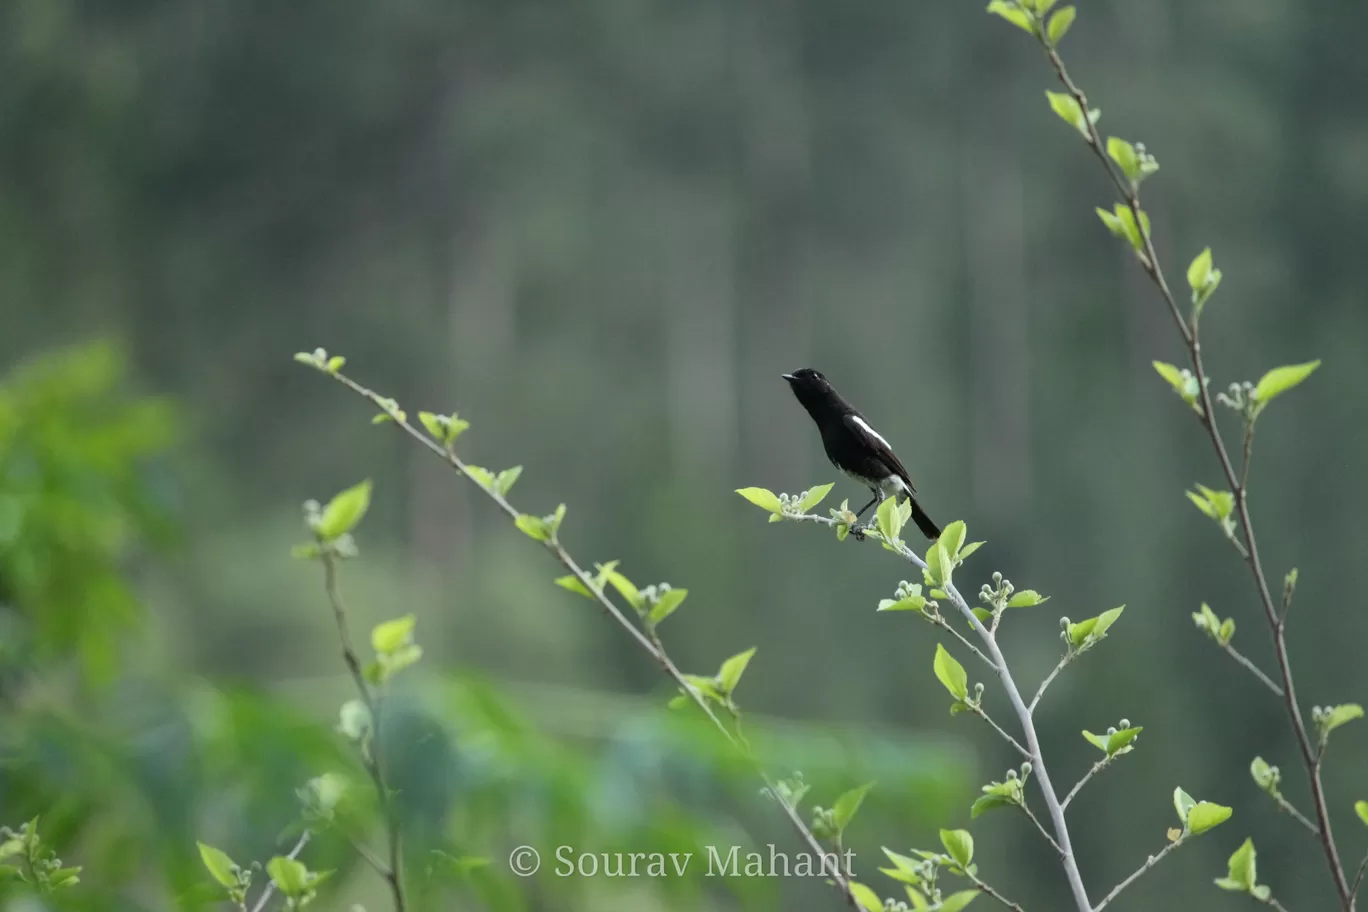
[851,415,891,450]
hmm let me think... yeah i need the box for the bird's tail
[910,498,941,540]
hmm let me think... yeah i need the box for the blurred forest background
[2,0,1365,910]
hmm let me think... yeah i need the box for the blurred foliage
[2,0,1366,909]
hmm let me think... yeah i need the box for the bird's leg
[850,488,882,540]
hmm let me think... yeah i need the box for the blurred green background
[1,0,1365,909]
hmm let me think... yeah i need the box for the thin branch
[971,704,1029,758]
[1351,853,1366,901]
[932,614,999,672]
[1060,757,1109,812]
[1019,801,1064,856]
[248,831,311,912]
[1266,898,1292,912]
[1031,29,1356,912]
[318,552,406,910]
[1029,655,1071,715]
[967,871,1027,911]
[317,370,858,909]
[788,511,1091,912]
[346,832,391,878]
[1092,839,1183,911]
[1270,791,1320,838]
[1215,640,1285,698]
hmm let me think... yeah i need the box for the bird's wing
[844,413,917,493]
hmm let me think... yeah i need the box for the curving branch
[247,831,312,912]
[1028,26,1355,912]
[1091,838,1182,912]
[312,367,858,909]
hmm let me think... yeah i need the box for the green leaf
[717,647,757,695]
[1047,90,1089,138]
[605,571,644,611]
[939,829,974,868]
[197,843,238,889]
[418,411,445,441]
[371,614,416,655]
[1067,606,1124,648]
[1187,801,1232,835]
[1153,360,1185,394]
[465,465,493,489]
[986,0,1035,34]
[1249,757,1276,792]
[294,351,321,366]
[797,483,835,513]
[938,520,967,559]
[934,643,968,702]
[971,793,1016,817]
[1253,361,1321,406]
[849,881,884,912]
[1106,137,1140,181]
[316,479,373,541]
[1187,248,1213,293]
[1082,730,1108,752]
[877,596,927,612]
[1217,617,1235,644]
[1320,703,1364,737]
[877,495,904,541]
[326,355,346,373]
[266,857,310,896]
[1006,589,1047,608]
[736,487,783,514]
[1355,801,1368,827]
[514,514,550,542]
[1046,5,1075,43]
[833,782,875,835]
[1173,787,1196,825]
[940,891,981,912]
[649,588,688,626]
[1106,726,1143,755]
[1218,838,1257,892]
[554,575,593,598]
[494,466,523,496]
[959,541,984,561]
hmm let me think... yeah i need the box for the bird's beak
[781,373,797,382]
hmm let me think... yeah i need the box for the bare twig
[1351,854,1367,901]
[315,369,857,908]
[968,871,1027,911]
[932,614,999,672]
[1215,640,1285,698]
[318,551,407,910]
[1031,30,1355,912]
[248,831,311,912]
[971,704,1030,758]
[1270,791,1320,838]
[1061,757,1110,812]
[1092,839,1182,911]
[1020,801,1065,856]
[1029,655,1071,715]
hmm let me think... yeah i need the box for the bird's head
[781,368,838,409]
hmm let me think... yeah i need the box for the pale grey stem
[1216,641,1285,698]
[1029,655,1071,715]
[1271,791,1320,837]
[973,703,1029,758]
[1092,839,1183,911]
[1020,801,1065,856]
[1061,758,1110,812]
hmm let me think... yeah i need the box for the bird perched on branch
[782,367,941,540]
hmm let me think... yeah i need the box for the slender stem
[1216,641,1285,698]
[972,704,1030,758]
[1020,801,1064,856]
[347,832,391,877]
[319,551,406,910]
[790,512,1091,912]
[1029,655,1071,715]
[248,831,312,912]
[1061,757,1109,812]
[1271,791,1320,837]
[1031,31,1355,912]
[1092,839,1182,911]
[934,614,998,672]
[968,871,1027,911]
[320,371,857,909]
[1266,898,1292,912]
[1351,854,1367,900]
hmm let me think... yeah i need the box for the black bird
[782,368,941,540]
